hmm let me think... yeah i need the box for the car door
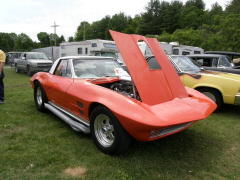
[18,53,25,70]
[45,59,74,109]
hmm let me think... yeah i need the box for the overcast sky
[0,0,228,42]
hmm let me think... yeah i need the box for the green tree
[0,33,18,52]
[37,32,50,47]
[108,12,130,33]
[179,6,205,29]
[219,14,240,52]
[14,33,34,51]
[75,21,92,41]
[171,28,203,47]
[91,15,111,39]
[185,0,205,9]
[138,0,162,35]
[157,31,173,42]
[225,0,240,15]
[68,36,74,42]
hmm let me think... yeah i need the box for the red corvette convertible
[30,30,216,155]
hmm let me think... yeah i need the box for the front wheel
[15,66,20,73]
[90,105,131,155]
[27,66,33,76]
[198,88,222,109]
[34,81,48,112]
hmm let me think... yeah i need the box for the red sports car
[30,30,216,155]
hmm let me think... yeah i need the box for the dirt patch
[64,167,87,178]
[0,126,25,138]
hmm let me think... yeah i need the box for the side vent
[77,102,83,108]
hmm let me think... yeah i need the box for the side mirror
[196,59,203,66]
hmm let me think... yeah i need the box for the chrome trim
[45,102,90,133]
[234,94,240,105]
[150,122,195,138]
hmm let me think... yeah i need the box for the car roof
[187,54,225,58]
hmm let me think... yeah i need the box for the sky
[0,0,228,42]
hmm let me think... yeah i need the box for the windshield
[27,53,48,60]
[73,59,129,79]
[170,56,201,71]
[218,56,233,68]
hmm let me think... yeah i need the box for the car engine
[110,78,141,101]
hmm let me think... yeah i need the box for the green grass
[0,68,240,180]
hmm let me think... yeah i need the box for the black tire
[15,66,20,73]
[198,88,222,109]
[27,66,33,76]
[34,81,48,112]
[90,105,132,155]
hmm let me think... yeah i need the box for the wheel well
[195,87,223,102]
[89,102,103,118]
[33,80,40,88]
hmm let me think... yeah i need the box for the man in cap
[0,49,6,104]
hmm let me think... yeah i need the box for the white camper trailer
[138,42,204,56]
[59,39,119,59]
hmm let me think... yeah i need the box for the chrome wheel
[94,114,114,147]
[34,81,48,112]
[36,86,43,106]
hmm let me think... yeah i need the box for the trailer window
[182,51,190,55]
[85,48,88,54]
[78,48,82,54]
[103,43,117,48]
[92,43,97,47]
[173,49,179,55]
[194,51,201,54]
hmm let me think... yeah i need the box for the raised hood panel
[110,30,188,105]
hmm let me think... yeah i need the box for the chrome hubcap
[94,114,114,147]
[36,87,42,105]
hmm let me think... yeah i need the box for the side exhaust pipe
[44,103,90,134]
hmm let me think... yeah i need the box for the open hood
[110,30,188,106]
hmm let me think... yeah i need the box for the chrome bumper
[234,94,240,105]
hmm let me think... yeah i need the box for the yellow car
[147,55,240,109]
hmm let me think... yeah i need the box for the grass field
[0,67,240,180]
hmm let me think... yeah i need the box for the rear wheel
[90,105,131,155]
[198,88,222,109]
[34,81,48,112]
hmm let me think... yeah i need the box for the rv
[59,39,119,59]
[138,42,204,56]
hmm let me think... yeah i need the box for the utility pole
[83,21,85,41]
[51,22,59,46]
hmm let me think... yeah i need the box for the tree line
[1,0,240,53]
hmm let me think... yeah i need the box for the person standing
[0,49,6,104]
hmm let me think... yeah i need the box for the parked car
[187,54,240,74]
[6,52,22,66]
[15,52,53,76]
[147,55,240,109]
[30,31,216,155]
